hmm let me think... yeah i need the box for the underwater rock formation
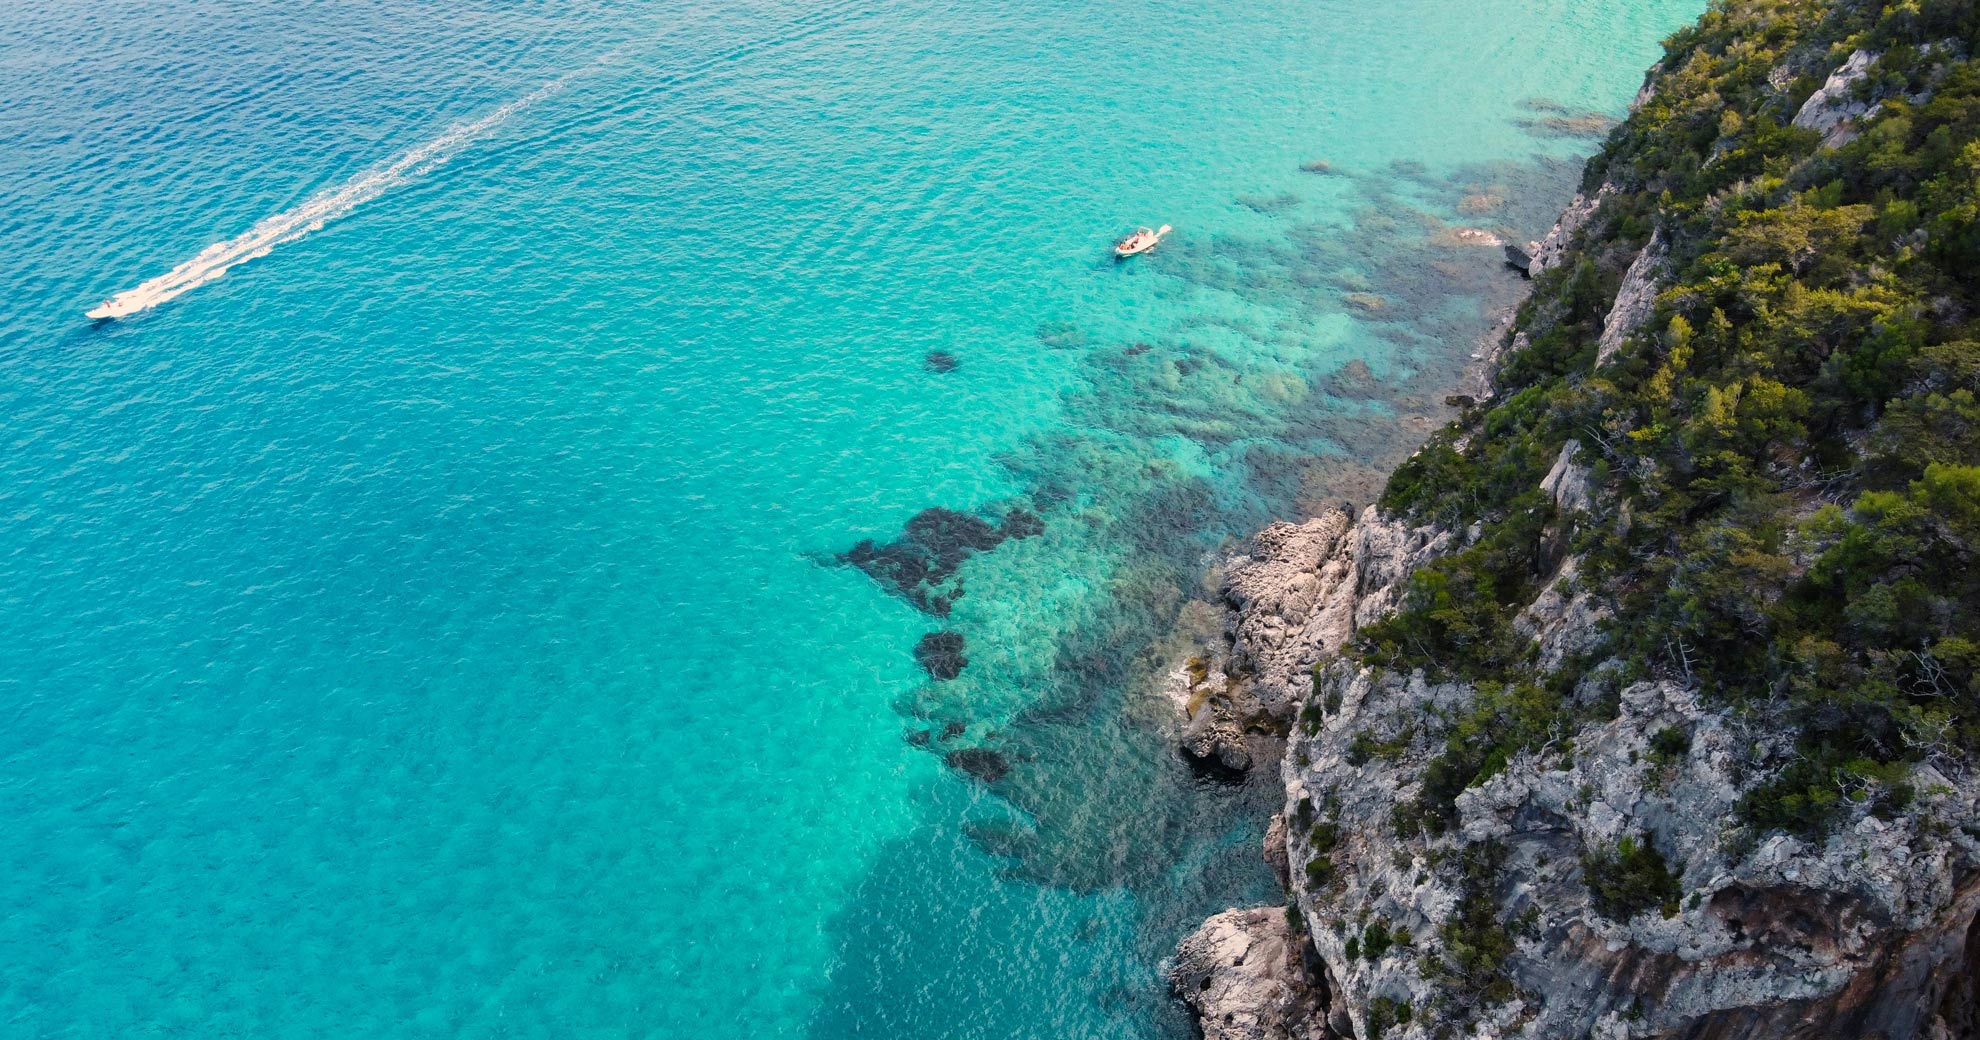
[944,747,1009,783]
[838,506,1042,615]
[914,631,967,680]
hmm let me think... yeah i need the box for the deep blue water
[0,1,1700,1035]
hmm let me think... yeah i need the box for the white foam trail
[86,78,567,320]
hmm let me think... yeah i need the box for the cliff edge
[1175,2,1980,1036]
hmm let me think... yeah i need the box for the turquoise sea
[0,1,1701,1035]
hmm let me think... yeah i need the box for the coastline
[1157,156,1608,1040]
[1164,11,1980,1035]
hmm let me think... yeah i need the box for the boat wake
[85,78,570,321]
[85,0,876,323]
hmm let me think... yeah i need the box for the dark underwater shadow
[801,150,1584,1040]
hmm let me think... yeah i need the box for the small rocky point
[1171,907,1333,1040]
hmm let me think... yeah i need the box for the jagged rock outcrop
[1223,507,1361,720]
[1175,136,1980,1040]
[1538,439,1595,516]
[1266,813,1293,890]
[1173,478,1980,1039]
[1182,692,1255,776]
[1287,649,1980,1040]
[1171,906,1333,1040]
[1595,229,1665,365]
[1527,185,1611,278]
[1792,49,1878,148]
[1504,241,1536,276]
[1175,15,1980,1037]
[1629,71,1659,114]
[1168,504,1452,775]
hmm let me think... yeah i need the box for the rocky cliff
[1182,496,1980,1038]
[1172,3,1980,1036]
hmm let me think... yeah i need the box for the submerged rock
[1238,191,1303,215]
[1034,321,1086,349]
[999,507,1044,540]
[1458,189,1508,216]
[914,631,968,680]
[1516,112,1620,138]
[944,747,1008,783]
[1343,292,1388,314]
[924,350,960,373]
[838,506,1042,615]
[1443,227,1505,248]
[1322,359,1378,400]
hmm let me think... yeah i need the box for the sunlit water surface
[0,0,1701,1035]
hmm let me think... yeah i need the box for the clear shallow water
[0,1,1700,1035]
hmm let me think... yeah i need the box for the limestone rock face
[1171,503,1449,777]
[1181,694,1254,776]
[1504,241,1536,276]
[1347,505,1452,628]
[1793,49,1879,148]
[1514,555,1609,672]
[1287,656,1980,1040]
[1629,67,1660,113]
[1265,813,1293,890]
[1528,184,1611,278]
[1172,58,1980,1030]
[1222,507,1362,721]
[1595,229,1666,365]
[1181,425,1980,1040]
[1170,907,1333,1040]
[1539,440,1595,518]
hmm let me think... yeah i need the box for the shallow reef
[837,506,1043,616]
[842,150,1581,864]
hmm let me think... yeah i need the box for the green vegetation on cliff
[1364,0,1980,835]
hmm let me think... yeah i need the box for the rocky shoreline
[1166,38,1980,1040]
[1171,495,1980,1038]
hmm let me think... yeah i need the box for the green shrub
[1347,727,1415,766]
[1365,0,1980,842]
[1429,842,1520,1012]
[1649,726,1691,764]
[1367,996,1413,1040]
[1361,921,1394,961]
[1583,835,1683,922]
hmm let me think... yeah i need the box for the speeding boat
[1114,224,1171,258]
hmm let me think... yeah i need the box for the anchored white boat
[1114,224,1171,258]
